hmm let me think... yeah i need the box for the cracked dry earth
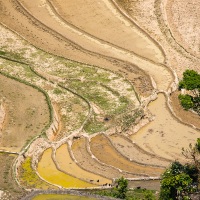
[0,0,200,199]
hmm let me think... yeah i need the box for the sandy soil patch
[130,93,200,161]
[0,74,49,152]
[166,0,200,58]
[116,0,200,77]
[71,137,139,179]
[90,134,163,176]
[55,144,112,185]
[47,0,164,63]
[0,103,5,131]
[37,148,96,188]
[109,134,171,167]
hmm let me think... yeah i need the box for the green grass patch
[19,157,56,189]
[92,188,157,200]
[0,50,6,55]
[53,88,62,95]
[84,119,106,134]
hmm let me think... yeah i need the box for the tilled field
[0,0,199,199]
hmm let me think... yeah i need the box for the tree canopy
[160,139,200,200]
[178,70,200,114]
[159,161,197,200]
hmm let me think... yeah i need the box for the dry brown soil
[0,152,27,200]
[71,137,139,179]
[90,134,164,176]
[0,74,49,152]
[166,0,200,58]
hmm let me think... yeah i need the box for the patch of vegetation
[111,96,129,115]
[179,70,200,115]
[93,177,157,200]
[19,157,57,189]
[53,88,62,95]
[0,29,141,136]
[0,49,25,62]
[120,109,143,131]
[84,118,106,134]
[160,161,197,200]
[0,152,27,199]
[0,50,6,55]
[160,139,200,199]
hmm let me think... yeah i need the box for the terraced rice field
[37,148,95,188]
[55,144,111,185]
[0,0,199,199]
[130,94,200,162]
[90,134,163,176]
[71,137,135,179]
[32,194,98,200]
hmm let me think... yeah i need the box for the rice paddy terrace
[0,0,199,199]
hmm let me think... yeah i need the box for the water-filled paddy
[32,194,97,200]
[37,148,95,188]
[56,144,111,185]
[130,93,200,161]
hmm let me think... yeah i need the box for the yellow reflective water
[32,194,97,200]
[37,148,95,188]
[56,144,112,185]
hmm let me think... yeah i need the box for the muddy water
[37,148,95,188]
[56,144,112,185]
[130,93,200,161]
[109,134,170,167]
[71,137,136,178]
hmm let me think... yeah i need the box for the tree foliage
[182,139,200,184]
[160,138,200,199]
[159,161,197,200]
[178,70,200,114]
[114,177,128,199]
[178,94,194,110]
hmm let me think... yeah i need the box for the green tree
[182,138,200,186]
[114,177,128,199]
[144,190,156,200]
[178,70,200,114]
[159,161,197,200]
[178,94,194,110]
